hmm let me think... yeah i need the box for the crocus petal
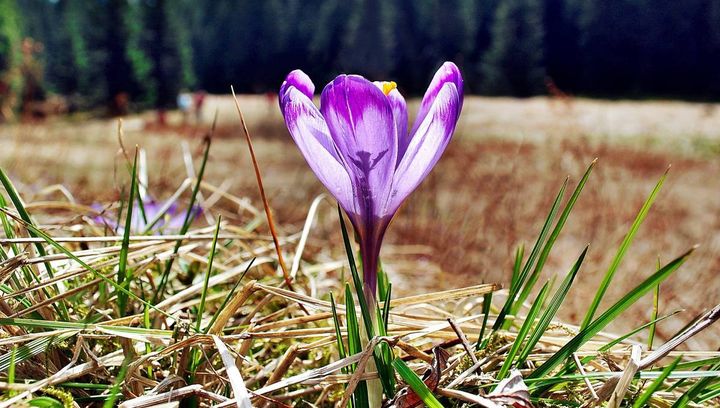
[320,75,398,219]
[281,86,356,213]
[388,82,461,214]
[279,69,315,110]
[409,62,463,137]
[372,82,408,154]
[387,89,409,163]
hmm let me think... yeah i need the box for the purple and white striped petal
[320,75,398,218]
[410,62,463,137]
[279,69,315,105]
[387,82,461,214]
[372,82,408,156]
[387,89,409,164]
[280,86,356,214]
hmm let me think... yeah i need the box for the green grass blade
[496,281,551,381]
[154,136,211,302]
[530,246,693,380]
[345,284,362,358]
[330,293,347,361]
[0,212,178,322]
[511,244,524,290]
[346,284,369,408]
[581,169,669,330]
[0,193,35,287]
[392,358,444,408]
[338,206,395,397]
[476,291,493,350]
[338,207,374,339]
[648,258,661,350]
[512,161,595,315]
[494,178,567,331]
[671,362,720,407]
[0,168,68,319]
[204,258,254,333]
[0,167,56,279]
[117,150,138,316]
[599,310,681,354]
[378,261,389,303]
[0,331,77,371]
[102,359,129,408]
[516,246,587,366]
[8,346,17,397]
[196,216,221,333]
[381,283,392,335]
[632,356,681,408]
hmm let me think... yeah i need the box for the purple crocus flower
[279,62,463,302]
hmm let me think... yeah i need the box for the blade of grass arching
[0,210,179,322]
[581,169,669,330]
[632,356,681,408]
[549,309,680,384]
[599,309,681,354]
[512,161,595,317]
[117,150,138,316]
[529,246,693,381]
[338,206,395,397]
[496,281,551,381]
[204,258,254,333]
[515,246,587,367]
[648,258,661,350]
[196,217,221,333]
[154,135,212,303]
[494,178,567,331]
[346,284,369,408]
[475,292,493,350]
[0,170,68,320]
[392,358,444,408]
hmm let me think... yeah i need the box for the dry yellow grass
[1,94,718,349]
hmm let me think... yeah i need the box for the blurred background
[1,0,720,118]
[1,0,719,346]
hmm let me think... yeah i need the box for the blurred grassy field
[1,94,718,348]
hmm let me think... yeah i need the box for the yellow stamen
[381,81,397,96]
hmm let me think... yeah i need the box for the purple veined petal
[281,86,356,214]
[387,82,461,214]
[320,75,398,219]
[372,81,409,164]
[279,70,315,110]
[409,62,463,137]
[388,89,409,164]
[280,85,341,160]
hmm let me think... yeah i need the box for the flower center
[380,81,397,96]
